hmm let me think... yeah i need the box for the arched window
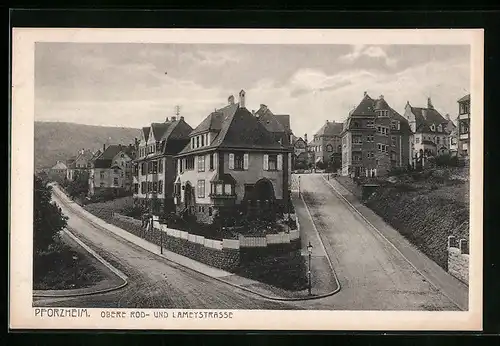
[326,144,333,152]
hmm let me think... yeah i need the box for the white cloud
[339,45,397,67]
[180,50,242,67]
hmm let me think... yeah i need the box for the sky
[35,43,470,138]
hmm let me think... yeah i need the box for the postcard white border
[10,28,483,331]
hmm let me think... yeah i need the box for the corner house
[173,90,291,224]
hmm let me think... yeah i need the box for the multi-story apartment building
[456,94,470,159]
[404,97,453,168]
[341,92,411,177]
[88,144,136,198]
[309,120,343,168]
[66,149,93,181]
[173,90,291,224]
[133,116,193,215]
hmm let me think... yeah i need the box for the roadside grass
[83,196,135,220]
[235,250,308,291]
[33,239,105,290]
[335,167,470,270]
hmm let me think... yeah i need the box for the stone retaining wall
[112,212,302,271]
[447,235,469,285]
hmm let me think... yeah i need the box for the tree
[66,170,89,199]
[34,175,68,253]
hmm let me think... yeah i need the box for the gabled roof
[142,127,151,142]
[178,106,286,155]
[255,105,291,134]
[150,122,172,142]
[314,121,343,137]
[93,145,131,169]
[458,94,470,103]
[52,161,67,170]
[350,93,377,117]
[409,105,448,133]
[190,105,234,136]
[259,112,286,133]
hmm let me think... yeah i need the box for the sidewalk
[52,185,340,301]
[323,176,469,311]
[291,191,341,297]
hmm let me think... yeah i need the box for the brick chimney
[364,91,367,97]
[379,95,384,100]
[228,95,235,105]
[260,104,268,113]
[239,89,246,108]
[180,116,184,121]
[427,97,434,109]
[304,133,308,143]
[103,144,106,152]
[171,116,177,121]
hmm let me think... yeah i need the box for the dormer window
[430,124,436,132]
[437,124,442,132]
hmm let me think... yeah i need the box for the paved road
[33,191,301,310]
[292,174,461,311]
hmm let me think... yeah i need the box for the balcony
[458,113,470,120]
[459,133,469,140]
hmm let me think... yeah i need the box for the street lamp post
[298,176,301,198]
[307,242,313,295]
[72,254,78,286]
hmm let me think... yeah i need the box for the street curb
[33,229,128,298]
[53,185,339,302]
[321,175,466,311]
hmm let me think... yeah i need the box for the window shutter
[277,154,283,171]
[243,153,249,170]
[229,153,235,170]
[263,154,269,170]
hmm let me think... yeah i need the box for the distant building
[88,144,137,198]
[133,115,193,216]
[456,94,470,159]
[173,90,291,224]
[49,161,68,182]
[405,97,453,169]
[309,120,343,169]
[66,149,93,181]
[341,92,411,177]
[292,134,309,169]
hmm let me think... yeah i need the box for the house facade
[88,144,136,198]
[49,161,68,182]
[456,94,470,159]
[133,116,193,215]
[292,135,309,169]
[254,103,293,188]
[309,120,343,170]
[66,149,93,181]
[341,92,411,177]
[173,90,291,224]
[404,97,453,169]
